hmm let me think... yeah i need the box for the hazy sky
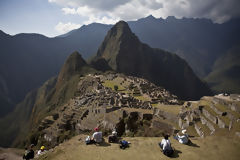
[0,0,240,37]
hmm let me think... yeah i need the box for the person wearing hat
[91,127,103,143]
[37,146,46,155]
[108,130,118,143]
[174,129,189,144]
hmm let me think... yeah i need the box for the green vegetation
[199,100,230,125]
[154,104,182,115]
[102,80,125,91]
[134,96,151,102]
[205,45,240,94]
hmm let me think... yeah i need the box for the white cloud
[55,22,81,34]
[51,0,240,30]
[62,8,77,15]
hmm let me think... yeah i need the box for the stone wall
[200,116,215,134]
[194,123,204,138]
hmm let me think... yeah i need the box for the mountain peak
[115,20,129,28]
[95,20,139,70]
[145,15,156,20]
[109,20,132,36]
[0,30,10,37]
[57,51,87,84]
[166,16,177,21]
[93,20,212,100]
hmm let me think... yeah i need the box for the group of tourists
[85,127,131,149]
[23,145,46,160]
[86,127,189,156]
[159,129,189,157]
[23,127,189,159]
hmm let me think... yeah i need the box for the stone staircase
[179,95,240,138]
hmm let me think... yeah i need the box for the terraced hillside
[30,73,181,148]
[28,72,240,150]
[32,90,240,160]
[179,94,240,138]
[0,72,239,160]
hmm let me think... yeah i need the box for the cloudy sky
[0,0,240,37]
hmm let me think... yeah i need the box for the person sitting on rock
[159,134,174,157]
[174,129,189,144]
[92,127,103,143]
[108,130,118,143]
[86,127,103,145]
[37,146,46,156]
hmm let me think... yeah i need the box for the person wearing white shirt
[160,135,172,151]
[174,129,189,144]
[159,134,174,157]
[91,127,103,143]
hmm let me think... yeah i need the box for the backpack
[120,140,129,149]
[85,136,91,145]
[108,135,118,143]
[28,150,34,159]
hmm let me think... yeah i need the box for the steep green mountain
[0,52,96,147]
[205,45,240,93]
[91,21,212,100]
[0,78,55,147]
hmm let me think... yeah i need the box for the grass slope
[37,134,240,160]
[206,45,240,93]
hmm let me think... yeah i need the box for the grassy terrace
[202,97,240,119]
[195,121,211,136]
[154,104,182,115]
[102,80,126,91]
[214,103,240,119]
[199,100,230,126]
[123,107,153,114]
[186,125,199,137]
[134,95,151,102]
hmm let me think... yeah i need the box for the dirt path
[0,148,23,160]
